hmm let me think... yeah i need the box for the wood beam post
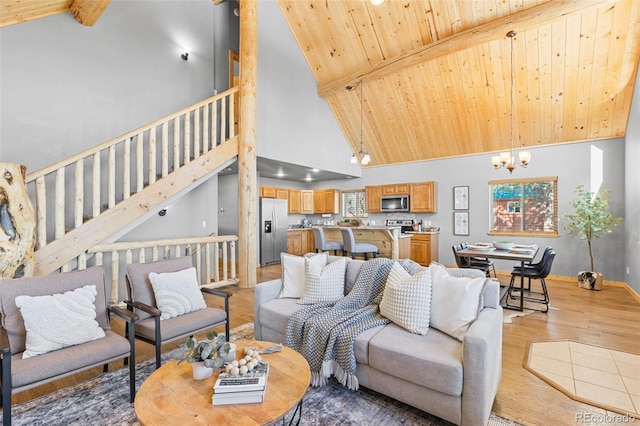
[237,0,258,289]
[69,0,111,27]
[0,164,35,279]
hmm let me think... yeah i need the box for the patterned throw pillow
[278,253,328,299]
[429,263,486,341]
[298,256,347,305]
[15,285,106,359]
[380,262,432,335]
[148,267,207,320]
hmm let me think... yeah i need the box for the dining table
[455,244,539,312]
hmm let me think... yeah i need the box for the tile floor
[525,340,640,417]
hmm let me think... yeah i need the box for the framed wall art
[454,211,469,236]
[453,186,469,210]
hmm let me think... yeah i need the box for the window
[489,177,558,236]
[342,190,368,218]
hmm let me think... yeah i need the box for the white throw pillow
[15,285,106,359]
[380,262,432,335]
[148,267,206,320]
[298,256,347,305]
[278,253,328,299]
[429,265,486,341]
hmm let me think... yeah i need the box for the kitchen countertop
[404,231,440,235]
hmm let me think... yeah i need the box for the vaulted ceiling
[3,0,639,169]
[277,0,640,167]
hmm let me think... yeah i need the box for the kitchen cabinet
[365,186,382,213]
[276,188,289,200]
[410,182,437,213]
[260,186,277,198]
[382,184,410,195]
[288,190,301,214]
[287,229,315,256]
[301,190,314,214]
[313,189,340,214]
[410,233,439,266]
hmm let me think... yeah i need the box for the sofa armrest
[461,305,503,426]
[201,288,233,299]
[109,305,139,324]
[482,279,500,309]
[0,327,10,355]
[253,279,283,340]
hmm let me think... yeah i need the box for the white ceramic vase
[192,361,214,380]
[221,343,237,362]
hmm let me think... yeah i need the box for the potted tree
[563,185,622,290]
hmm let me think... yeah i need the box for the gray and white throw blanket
[285,257,421,390]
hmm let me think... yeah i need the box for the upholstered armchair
[125,256,231,369]
[0,267,138,425]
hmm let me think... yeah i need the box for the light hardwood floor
[11,265,640,426]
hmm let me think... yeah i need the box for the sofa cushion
[135,307,227,342]
[279,253,328,299]
[344,259,365,295]
[353,324,386,365]
[298,256,347,304]
[368,323,464,397]
[379,262,432,335]
[429,263,486,341]
[260,298,307,337]
[15,285,106,359]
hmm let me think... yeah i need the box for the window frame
[342,189,368,219]
[488,176,559,237]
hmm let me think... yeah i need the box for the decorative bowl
[493,241,514,250]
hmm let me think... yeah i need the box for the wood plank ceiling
[3,0,639,168]
[277,0,640,167]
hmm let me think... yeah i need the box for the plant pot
[192,361,214,380]
[577,271,603,291]
[221,343,236,362]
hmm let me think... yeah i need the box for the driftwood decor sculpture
[0,163,36,279]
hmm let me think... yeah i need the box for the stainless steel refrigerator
[260,198,288,266]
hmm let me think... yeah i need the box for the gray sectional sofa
[254,256,503,426]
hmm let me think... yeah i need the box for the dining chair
[452,243,494,277]
[507,249,556,312]
[511,246,553,291]
[339,227,378,259]
[311,227,343,255]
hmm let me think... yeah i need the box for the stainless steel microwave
[381,195,410,212]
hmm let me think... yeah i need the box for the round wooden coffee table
[135,340,311,425]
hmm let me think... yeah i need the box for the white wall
[624,70,640,294]
[256,1,361,178]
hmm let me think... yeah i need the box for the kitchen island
[320,226,412,259]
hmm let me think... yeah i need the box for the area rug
[524,340,640,418]
[3,323,521,426]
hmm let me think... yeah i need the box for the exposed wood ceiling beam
[317,0,617,98]
[69,0,111,27]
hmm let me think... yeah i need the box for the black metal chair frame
[506,249,556,313]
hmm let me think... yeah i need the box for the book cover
[214,362,270,394]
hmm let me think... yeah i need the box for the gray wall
[625,71,640,294]
[0,0,238,242]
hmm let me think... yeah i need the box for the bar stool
[339,227,378,260]
[311,227,343,255]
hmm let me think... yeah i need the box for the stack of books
[212,362,270,405]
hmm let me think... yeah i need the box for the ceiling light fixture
[371,0,385,5]
[491,30,531,174]
[348,82,371,166]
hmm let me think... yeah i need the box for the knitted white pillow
[429,263,486,341]
[380,262,432,335]
[298,256,347,305]
[15,285,106,359]
[148,267,206,320]
[278,253,328,299]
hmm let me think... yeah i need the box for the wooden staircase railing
[26,87,239,275]
[80,235,238,304]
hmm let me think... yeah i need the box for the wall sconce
[181,46,191,61]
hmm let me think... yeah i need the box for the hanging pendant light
[348,81,370,166]
[492,30,531,173]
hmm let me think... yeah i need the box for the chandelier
[349,82,371,166]
[492,30,531,173]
